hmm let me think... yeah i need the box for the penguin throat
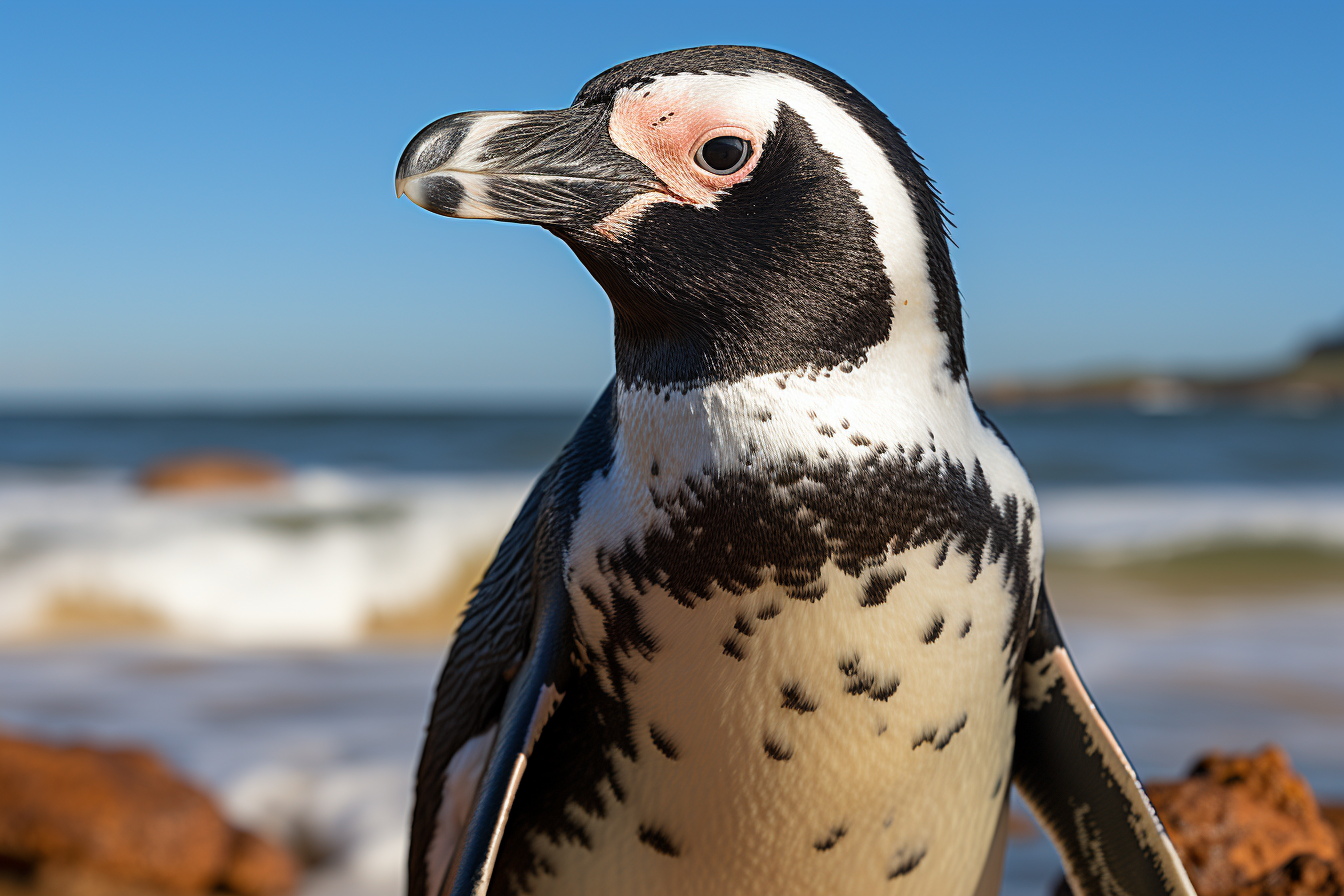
[606,306,885,389]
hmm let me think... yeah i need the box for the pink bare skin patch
[595,77,773,238]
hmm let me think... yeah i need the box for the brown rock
[1054,854,1344,896]
[1229,854,1344,896]
[0,731,295,895]
[1054,747,1344,896]
[137,453,284,493]
[0,863,174,896]
[221,831,298,896]
[1145,746,1343,895]
[0,733,229,893]
[1322,805,1344,850]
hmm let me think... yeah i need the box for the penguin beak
[395,107,658,228]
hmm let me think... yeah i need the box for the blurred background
[1,2,1341,895]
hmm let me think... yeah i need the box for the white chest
[519,377,1041,895]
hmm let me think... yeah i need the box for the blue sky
[1,1,1339,405]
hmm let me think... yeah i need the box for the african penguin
[394,46,1196,896]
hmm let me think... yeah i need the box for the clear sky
[1,1,1339,405]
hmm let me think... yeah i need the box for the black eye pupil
[696,136,750,174]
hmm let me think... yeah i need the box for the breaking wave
[2,470,1341,644]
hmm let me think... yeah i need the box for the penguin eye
[694,136,752,175]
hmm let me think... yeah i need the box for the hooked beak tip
[394,176,410,199]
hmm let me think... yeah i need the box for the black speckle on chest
[489,442,1036,895]
[595,443,1034,645]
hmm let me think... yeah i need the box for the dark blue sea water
[1,404,1341,484]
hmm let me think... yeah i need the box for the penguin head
[397,47,963,389]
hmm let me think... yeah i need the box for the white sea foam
[0,470,533,644]
[1,474,1341,644]
[1039,485,1344,554]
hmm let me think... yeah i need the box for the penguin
[394,46,1196,896]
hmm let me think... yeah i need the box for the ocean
[1,402,1341,895]
[4,403,1342,482]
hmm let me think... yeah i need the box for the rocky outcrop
[137,453,284,493]
[1227,855,1344,896]
[0,731,296,896]
[1146,747,1343,894]
[1322,805,1344,851]
[220,832,298,896]
[1053,746,1344,895]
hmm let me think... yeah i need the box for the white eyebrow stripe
[593,190,679,240]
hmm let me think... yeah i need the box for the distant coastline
[977,332,1344,412]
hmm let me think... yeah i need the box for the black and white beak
[395,107,659,228]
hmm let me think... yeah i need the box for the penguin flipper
[405,462,574,896]
[1013,586,1196,896]
[407,386,616,896]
